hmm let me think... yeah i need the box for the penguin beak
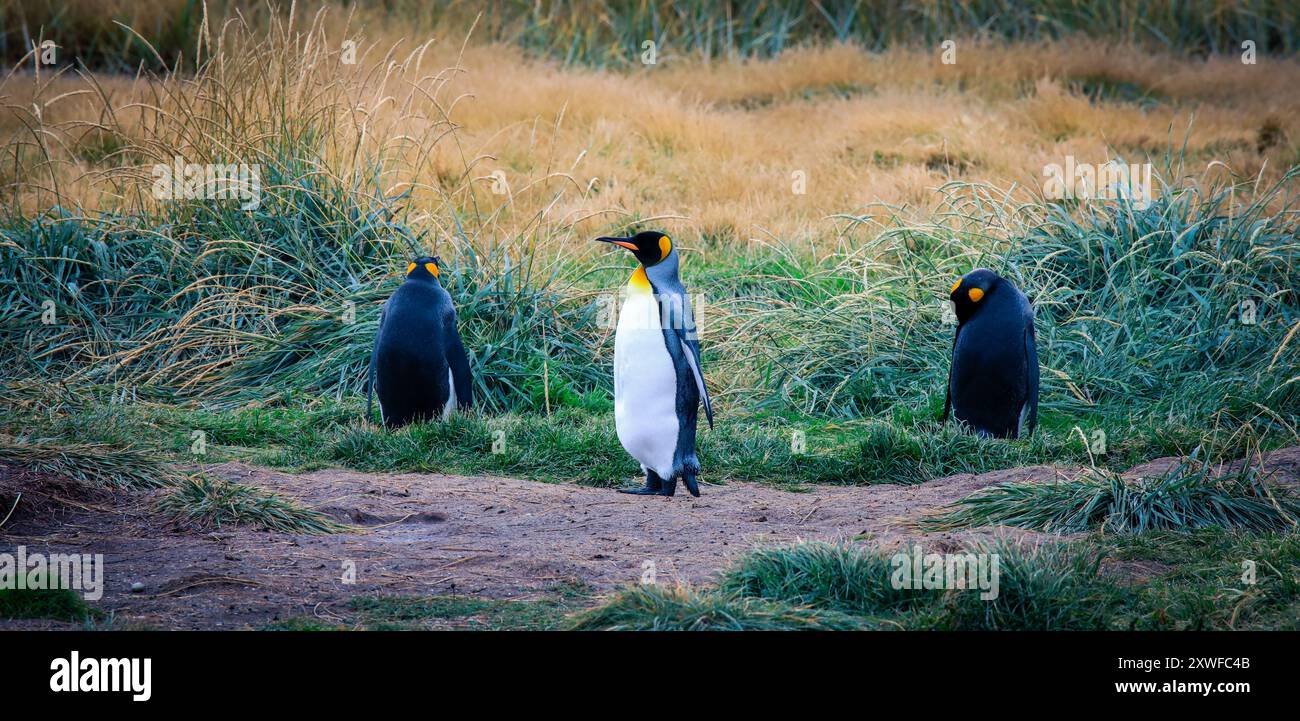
[595,236,638,251]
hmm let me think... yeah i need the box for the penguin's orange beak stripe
[596,237,638,251]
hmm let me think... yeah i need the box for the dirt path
[3,447,1298,630]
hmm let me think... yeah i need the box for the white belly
[614,292,679,478]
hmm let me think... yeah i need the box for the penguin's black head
[594,230,674,268]
[949,268,1001,323]
[404,256,443,283]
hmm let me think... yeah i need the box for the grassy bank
[572,532,1300,630]
[267,530,1300,631]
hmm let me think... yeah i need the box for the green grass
[0,586,96,623]
[718,539,1114,630]
[267,584,589,630]
[924,450,1300,533]
[719,540,930,616]
[1099,530,1300,630]
[576,533,1300,630]
[8,396,1285,489]
[568,584,876,631]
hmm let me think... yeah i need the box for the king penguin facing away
[596,231,713,497]
[368,256,473,428]
[944,268,1039,439]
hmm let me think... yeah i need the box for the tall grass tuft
[156,474,347,534]
[719,541,928,614]
[925,450,1300,533]
[578,539,1118,630]
[0,437,177,489]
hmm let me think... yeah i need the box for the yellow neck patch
[629,266,651,292]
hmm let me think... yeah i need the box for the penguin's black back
[948,276,1038,438]
[372,275,471,428]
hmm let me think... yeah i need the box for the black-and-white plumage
[368,256,473,428]
[597,231,712,497]
[944,268,1039,439]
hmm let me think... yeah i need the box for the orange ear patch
[424,262,439,277]
[950,279,961,295]
[659,235,672,261]
[968,287,984,302]
[406,262,417,275]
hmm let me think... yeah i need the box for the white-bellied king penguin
[944,268,1039,438]
[596,231,714,497]
[367,256,473,428]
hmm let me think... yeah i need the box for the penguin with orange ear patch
[368,256,473,428]
[944,268,1039,438]
[595,231,713,497]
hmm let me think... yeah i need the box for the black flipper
[1022,321,1039,437]
[942,323,961,423]
[446,319,474,411]
[367,301,387,425]
[671,304,713,429]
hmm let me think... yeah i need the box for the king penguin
[368,256,473,428]
[944,268,1039,439]
[596,231,713,497]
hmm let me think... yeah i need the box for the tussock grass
[0,585,95,622]
[156,474,346,535]
[925,451,1300,533]
[719,541,927,615]
[0,437,177,489]
[577,540,1117,630]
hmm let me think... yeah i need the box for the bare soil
[3,447,1297,630]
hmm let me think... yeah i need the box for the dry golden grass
[3,9,1298,255]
